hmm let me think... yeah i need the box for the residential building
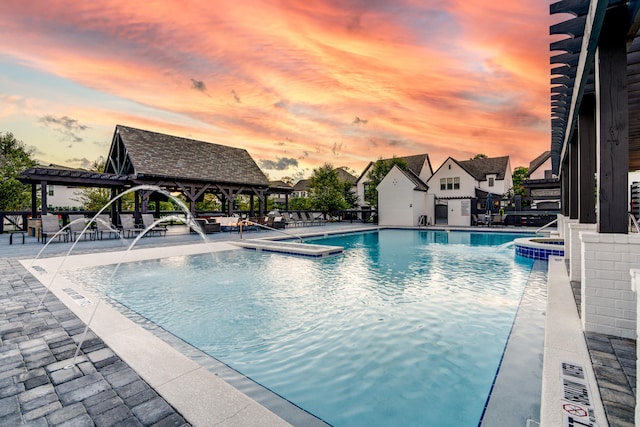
[427,156,512,226]
[356,154,433,208]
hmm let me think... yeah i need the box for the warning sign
[562,403,588,418]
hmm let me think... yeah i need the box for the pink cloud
[0,0,552,173]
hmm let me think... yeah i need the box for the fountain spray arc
[18,184,209,369]
[29,185,203,311]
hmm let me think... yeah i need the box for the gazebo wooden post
[40,180,48,216]
[31,183,37,218]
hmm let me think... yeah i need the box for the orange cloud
[0,0,552,175]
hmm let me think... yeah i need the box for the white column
[563,218,578,261]
[568,223,597,282]
[580,232,640,339]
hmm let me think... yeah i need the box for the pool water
[70,229,534,426]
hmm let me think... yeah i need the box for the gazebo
[19,125,271,223]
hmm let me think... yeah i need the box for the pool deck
[0,223,634,426]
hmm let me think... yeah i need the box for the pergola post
[578,94,596,224]
[595,6,629,233]
[568,134,579,220]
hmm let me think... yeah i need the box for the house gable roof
[104,125,269,187]
[399,167,429,191]
[357,153,431,182]
[456,156,510,181]
[378,165,429,191]
[335,167,358,184]
[293,179,310,191]
[527,151,551,177]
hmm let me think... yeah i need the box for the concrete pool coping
[21,241,298,426]
[540,257,608,426]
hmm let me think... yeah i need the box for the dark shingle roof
[293,179,310,191]
[335,167,357,184]
[398,167,429,191]
[456,156,510,181]
[358,153,431,181]
[527,151,551,176]
[112,125,269,186]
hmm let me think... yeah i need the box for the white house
[45,185,84,210]
[427,156,512,226]
[356,154,433,208]
[377,165,433,226]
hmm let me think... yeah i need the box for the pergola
[551,0,640,232]
[19,125,272,222]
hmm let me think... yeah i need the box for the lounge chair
[141,213,168,237]
[309,212,326,226]
[40,214,68,244]
[191,218,220,234]
[93,214,120,240]
[291,212,308,226]
[119,214,142,238]
[68,214,95,241]
[266,216,286,229]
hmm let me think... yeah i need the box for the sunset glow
[0,0,552,179]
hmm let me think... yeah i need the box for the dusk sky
[0,1,554,181]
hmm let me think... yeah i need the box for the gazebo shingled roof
[105,125,269,187]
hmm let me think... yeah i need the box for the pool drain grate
[62,288,93,307]
[560,362,598,426]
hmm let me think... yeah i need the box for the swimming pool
[68,229,535,426]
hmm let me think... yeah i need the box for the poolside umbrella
[486,193,493,214]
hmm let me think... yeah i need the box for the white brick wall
[630,268,640,426]
[568,223,597,282]
[580,232,640,339]
[562,219,578,260]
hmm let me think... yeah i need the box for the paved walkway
[0,257,190,426]
[571,280,637,427]
[0,222,374,426]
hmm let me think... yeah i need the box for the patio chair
[40,214,68,244]
[93,214,120,240]
[119,214,142,238]
[68,214,95,241]
[141,213,168,237]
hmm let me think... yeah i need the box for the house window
[48,186,54,196]
[441,177,460,191]
[488,177,494,187]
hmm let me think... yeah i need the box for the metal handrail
[238,219,303,242]
[630,213,640,233]
[534,218,558,236]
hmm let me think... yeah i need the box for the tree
[308,163,349,213]
[471,153,488,160]
[511,166,529,198]
[0,132,37,210]
[74,158,135,211]
[364,157,408,207]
